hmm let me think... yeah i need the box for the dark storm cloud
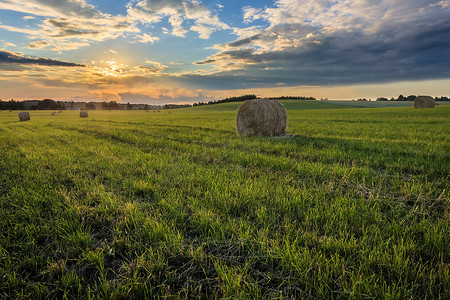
[190,1,450,90]
[0,50,85,67]
[226,34,262,47]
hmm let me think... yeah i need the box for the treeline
[0,98,194,111]
[375,95,450,101]
[0,99,176,111]
[193,94,257,106]
[192,94,318,107]
[0,99,66,110]
[2,94,449,111]
[271,96,316,100]
[0,99,25,110]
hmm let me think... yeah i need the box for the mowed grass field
[0,101,449,299]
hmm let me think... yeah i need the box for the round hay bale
[236,99,287,136]
[414,96,435,108]
[80,111,88,118]
[19,112,30,121]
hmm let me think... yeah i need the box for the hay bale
[414,96,435,108]
[80,111,88,118]
[236,99,287,136]
[19,112,30,121]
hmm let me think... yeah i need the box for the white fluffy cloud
[0,0,229,51]
[127,0,230,39]
[0,0,101,18]
[0,0,140,51]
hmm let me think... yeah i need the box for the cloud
[4,42,16,47]
[28,40,50,49]
[0,24,39,35]
[0,0,139,51]
[429,1,450,8]
[119,92,214,105]
[135,33,160,44]
[0,48,205,103]
[0,0,101,19]
[0,0,229,52]
[0,50,85,67]
[127,0,230,39]
[242,6,263,24]
[191,0,450,88]
[132,59,167,73]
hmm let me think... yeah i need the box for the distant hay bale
[19,112,30,121]
[80,111,88,118]
[414,96,435,108]
[236,99,287,136]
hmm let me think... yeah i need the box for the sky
[0,0,449,104]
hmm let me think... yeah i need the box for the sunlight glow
[94,61,128,77]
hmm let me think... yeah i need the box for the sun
[94,60,129,78]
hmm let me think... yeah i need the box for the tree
[127,102,132,110]
[406,95,416,101]
[37,99,57,110]
[109,101,119,110]
[86,102,96,110]
[7,99,24,110]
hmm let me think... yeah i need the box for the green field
[1,102,449,299]
[320,100,450,108]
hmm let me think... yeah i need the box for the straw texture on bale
[19,112,30,121]
[80,111,88,118]
[236,99,287,136]
[414,96,435,108]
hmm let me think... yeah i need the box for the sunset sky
[0,0,449,104]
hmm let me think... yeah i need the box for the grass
[320,100,450,108]
[0,102,449,299]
